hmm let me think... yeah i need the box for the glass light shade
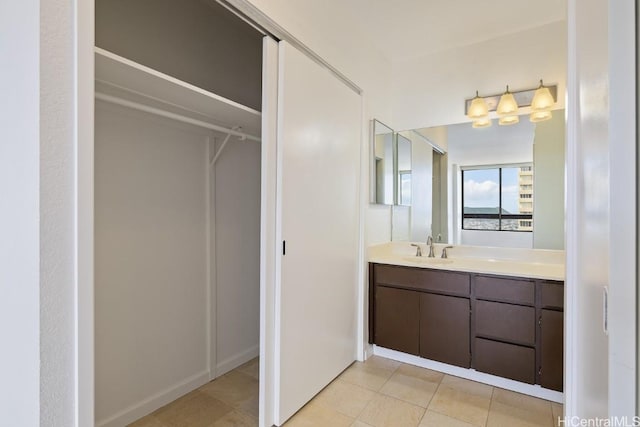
[472,117,492,128]
[498,115,519,126]
[531,82,554,112]
[530,110,552,122]
[467,94,489,119]
[497,88,518,116]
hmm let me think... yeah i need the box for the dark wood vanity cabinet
[420,293,470,367]
[374,286,420,355]
[369,263,564,392]
[370,264,470,367]
[472,275,537,383]
[539,281,564,391]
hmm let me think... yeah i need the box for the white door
[274,41,361,424]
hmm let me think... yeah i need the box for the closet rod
[95,92,261,142]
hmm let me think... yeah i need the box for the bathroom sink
[402,257,454,265]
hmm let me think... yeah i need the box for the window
[462,165,533,231]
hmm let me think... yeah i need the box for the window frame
[461,163,533,232]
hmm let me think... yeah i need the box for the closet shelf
[95,47,261,140]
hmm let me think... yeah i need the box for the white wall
[533,112,565,250]
[0,1,41,424]
[95,104,210,426]
[214,138,261,374]
[40,0,78,423]
[607,0,636,417]
[392,20,567,131]
[566,0,610,418]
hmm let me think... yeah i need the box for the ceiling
[345,0,566,61]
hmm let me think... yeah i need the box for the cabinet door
[540,309,564,391]
[374,286,420,355]
[420,293,470,368]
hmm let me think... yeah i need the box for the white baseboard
[373,346,564,404]
[96,370,210,427]
[215,344,259,377]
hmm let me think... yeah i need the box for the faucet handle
[441,246,454,259]
[426,235,433,246]
[410,243,422,257]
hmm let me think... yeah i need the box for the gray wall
[96,0,263,111]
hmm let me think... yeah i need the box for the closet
[94,1,364,426]
[94,1,262,425]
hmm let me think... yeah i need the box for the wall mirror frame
[370,119,395,205]
[370,119,413,207]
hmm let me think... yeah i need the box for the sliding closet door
[275,41,361,424]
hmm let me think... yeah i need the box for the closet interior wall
[94,1,262,425]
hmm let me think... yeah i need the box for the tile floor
[129,356,563,427]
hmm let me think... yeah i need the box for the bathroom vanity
[368,243,564,393]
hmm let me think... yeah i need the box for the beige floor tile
[379,372,439,408]
[211,410,257,427]
[284,401,354,427]
[339,362,396,391]
[396,364,444,384]
[238,393,259,418]
[440,375,494,399]
[237,358,260,380]
[128,414,167,427]
[314,379,377,418]
[487,401,553,427]
[428,384,491,427]
[351,421,375,427]
[362,355,402,371]
[152,390,233,427]
[358,394,425,427]
[551,403,563,427]
[419,410,476,427]
[200,371,259,409]
[492,388,552,416]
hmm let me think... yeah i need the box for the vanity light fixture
[529,80,554,122]
[467,91,489,120]
[464,81,558,128]
[496,85,519,126]
[472,117,492,128]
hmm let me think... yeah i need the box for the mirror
[396,133,412,206]
[371,119,395,205]
[397,111,565,250]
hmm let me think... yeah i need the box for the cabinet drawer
[374,264,470,297]
[475,275,535,306]
[474,338,535,384]
[475,300,535,345]
[541,281,564,310]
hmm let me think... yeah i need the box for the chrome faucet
[441,246,454,259]
[410,243,422,257]
[426,235,435,258]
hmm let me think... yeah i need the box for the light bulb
[467,91,489,119]
[531,80,554,112]
[530,110,552,122]
[497,86,519,116]
[472,117,492,128]
[499,115,519,126]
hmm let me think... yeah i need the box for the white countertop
[368,242,565,281]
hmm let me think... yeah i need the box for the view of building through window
[462,165,533,231]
